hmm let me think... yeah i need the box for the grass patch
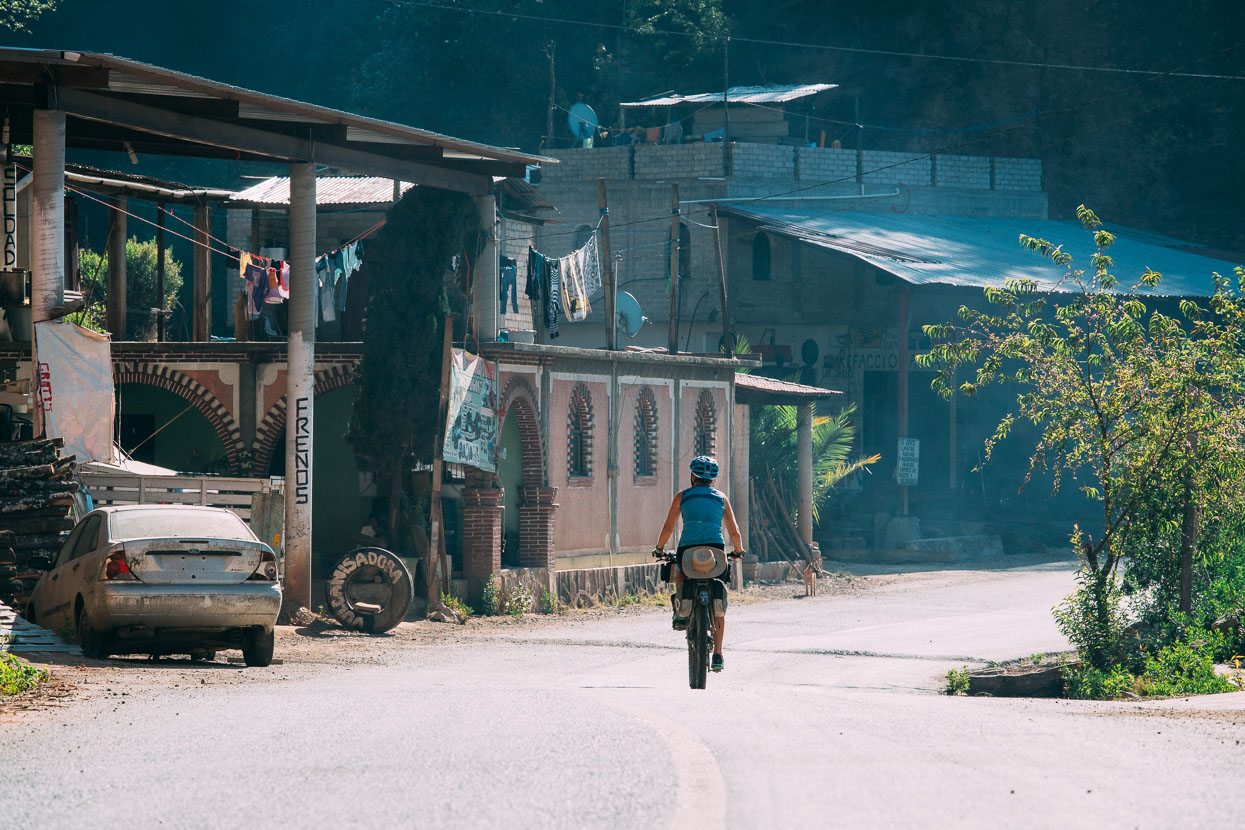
[0,652,48,696]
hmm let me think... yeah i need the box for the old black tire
[77,605,109,660]
[325,547,414,634]
[0,578,24,596]
[0,564,16,579]
[242,628,274,667]
[689,601,710,690]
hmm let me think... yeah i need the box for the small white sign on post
[897,437,919,487]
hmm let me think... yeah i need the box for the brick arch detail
[251,364,357,475]
[113,361,247,473]
[499,375,545,488]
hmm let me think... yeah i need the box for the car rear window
[110,509,255,541]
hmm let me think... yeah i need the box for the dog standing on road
[802,560,820,597]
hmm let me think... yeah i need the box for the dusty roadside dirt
[0,569,882,721]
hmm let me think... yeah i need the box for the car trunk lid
[124,538,267,585]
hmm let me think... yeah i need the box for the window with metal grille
[634,387,658,478]
[694,389,717,457]
[567,382,594,478]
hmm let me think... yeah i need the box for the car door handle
[51,573,58,581]
[72,563,80,572]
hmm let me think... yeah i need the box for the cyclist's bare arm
[655,492,683,551]
[723,500,744,553]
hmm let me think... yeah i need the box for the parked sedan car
[26,505,281,666]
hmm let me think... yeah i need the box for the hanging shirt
[525,248,543,305]
[337,242,361,313]
[316,255,336,322]
[264,263,284,304]
[560,251,590,321]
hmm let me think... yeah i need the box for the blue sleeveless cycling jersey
[679,485,726,546]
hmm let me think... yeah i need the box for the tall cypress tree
[347,186,484,524]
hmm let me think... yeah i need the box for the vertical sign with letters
[897,437,920,486]
[3,163,16,269]
[293,396,311,504]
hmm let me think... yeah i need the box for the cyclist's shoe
[671,594,689,630]
[712,653,724,672]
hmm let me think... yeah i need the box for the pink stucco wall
[549,376,611,553]
[616,380,675,552]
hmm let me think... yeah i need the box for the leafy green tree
[346,186,484,529]
[77,237,183,340]
[0,0,58,32]
[920,206,1245,669]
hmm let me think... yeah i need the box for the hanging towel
[560,251,590,321]
[582,233,603,299]
[645,127,661,143]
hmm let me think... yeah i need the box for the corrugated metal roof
[621,83,836,108]
[231,177,413,206]
[724,207,1244,298]
[734,373,842,401]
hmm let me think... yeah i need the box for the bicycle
[654,546,743,690]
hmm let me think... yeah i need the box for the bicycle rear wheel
[688,601,710,689]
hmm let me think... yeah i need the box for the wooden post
[106,196,127,339]
[193,204,211,341]
[596,178,617,350]
[427,317,454,608]
[668,182,680,355]
[710,203,731,352]
[156,202,166,342]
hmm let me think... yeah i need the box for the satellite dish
[617,291,648,338]
[567,102,599,140]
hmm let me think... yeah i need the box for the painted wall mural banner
[443,349,498,472]
[34,320,115,463]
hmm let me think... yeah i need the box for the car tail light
[248,550,278,582]
[103,547,137,581]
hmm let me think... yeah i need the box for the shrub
[945,666,970,696]
[481,576,499,616]
[506,583,534,617]
[440,592,473,619]
[0,652,48,696]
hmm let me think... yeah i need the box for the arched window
[694,389,717,457]
[752,232,771,281]
[567,382,594,478]
[634,387,658,478]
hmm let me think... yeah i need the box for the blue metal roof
[725,206,1243,298]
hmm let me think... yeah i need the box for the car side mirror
[26,554,53,572]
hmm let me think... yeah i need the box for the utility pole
[428,317,454,607]
[597,178,617,350]
[710,203,731,353]
[668,182,680,355]
[722,28,731,177]
[156,202,166,341]
[544,42,556,151]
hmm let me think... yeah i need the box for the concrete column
[472,193,498,342]
[31,109,65,437]
[797,402,813,547]
[283,163,316,613]
[31,110,65,324]
[106,196,127,339]
[732,403,750,550]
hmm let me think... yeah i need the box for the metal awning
[734,372,842,406]
[621,84,836,109]
[723,206,1244,298]
[0,48,555,195]
[230,176,414,207]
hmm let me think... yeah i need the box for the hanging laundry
[499,256,519,314]
[278,261,290,300]
[559,250,590,322]
[316,255,336,323]
[264,262,284,304]
[662,119,684,145]
[581,233,603,299]
[525,247,543,307]
[545,257,560,339]
[645,127,661,144]
[337,241,361,314]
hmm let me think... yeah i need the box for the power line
[381,0,1245,81]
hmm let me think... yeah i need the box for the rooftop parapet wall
[543,142,1042,193]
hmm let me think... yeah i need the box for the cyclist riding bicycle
[654,455,744,673]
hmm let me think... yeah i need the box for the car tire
[0,564,17,580]
[0,578,24,596]
[324,547,414,634]
[242,628,274,667]
[76,604,110,660]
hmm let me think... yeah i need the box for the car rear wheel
[76,605,110,660]
[242,628,274,667]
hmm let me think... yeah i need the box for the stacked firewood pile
[749,472,816,566]
[0,438,78,607]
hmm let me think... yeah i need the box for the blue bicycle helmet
[690,455,719,480]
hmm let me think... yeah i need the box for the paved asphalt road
[4,556,1244,829]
